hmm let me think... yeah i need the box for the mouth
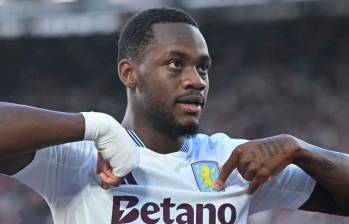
[175,94,205,114]
[177,102,202,113]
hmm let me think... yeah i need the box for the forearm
[294,142,349,210]
[0,102,84,157]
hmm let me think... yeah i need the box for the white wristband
[81,112,139,177]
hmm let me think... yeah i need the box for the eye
[197,64,209,76]
[167,60,183,71]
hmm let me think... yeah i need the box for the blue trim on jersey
[122,129,142,186]
[179,136,190,152]
[126,129,145,147]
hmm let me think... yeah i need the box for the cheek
[142,82,174,109]
[205,81,209,95]
[203,80,209,101]
[148,79,177,103]
[139,65,179,106]
[153,88,174,107]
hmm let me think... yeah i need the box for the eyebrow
[167,50,211,64]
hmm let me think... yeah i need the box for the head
[118,8,210,138]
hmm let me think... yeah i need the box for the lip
[176,102,202,113]
[175,92,205,107]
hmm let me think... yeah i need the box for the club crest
[191,161,220,192]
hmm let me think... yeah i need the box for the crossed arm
[214,135,349,216]
[0,102,84,174]
[1,102,349,216]
[0,102,138,187]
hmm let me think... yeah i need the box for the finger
[99,170,110,186]
[104,169,122,185]
[237,156,256,179]
[214,149,239,190]
[96,153,112,174]
[248,177,266,194]
[96,153,104,174]
[99,174,122,188]
[248,172,269,194]
[242,165,257,181]
[99,173,111,189]
[99,170,122,187]
[237,159,249,177]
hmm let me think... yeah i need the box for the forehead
[146,22,209,58]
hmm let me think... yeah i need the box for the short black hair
[117,7,199,63]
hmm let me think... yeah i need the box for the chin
[180,120,199,136]
[151,107,201,138]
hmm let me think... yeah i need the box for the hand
[96,153,123,189]
[82,112,140,181]
[214,134,301,194]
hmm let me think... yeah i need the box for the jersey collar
[126,129,191,153]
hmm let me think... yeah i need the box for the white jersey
[12,132,315,224]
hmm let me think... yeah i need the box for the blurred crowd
[0,16,349,224]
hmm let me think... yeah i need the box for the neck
[122,106,186,154]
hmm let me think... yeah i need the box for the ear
[118,59,138,89]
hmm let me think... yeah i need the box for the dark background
[1,5,349,224]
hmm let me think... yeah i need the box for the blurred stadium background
[1,0,349,223]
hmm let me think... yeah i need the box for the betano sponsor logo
[112,196,236,224]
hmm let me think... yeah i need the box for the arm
[214,134,349,216]
[0,102,139,188]
[0,102,84,159]
[295,140,349,215]
[0,102,84,174]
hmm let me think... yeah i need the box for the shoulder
[4,141,97,176]
[32,140,97,167]
[41,140,95,155]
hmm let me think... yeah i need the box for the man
[1,7,349,224]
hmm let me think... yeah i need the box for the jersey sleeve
[11,141,98,203]
[248,164,316,215]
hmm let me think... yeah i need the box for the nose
[181,67,207,91]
